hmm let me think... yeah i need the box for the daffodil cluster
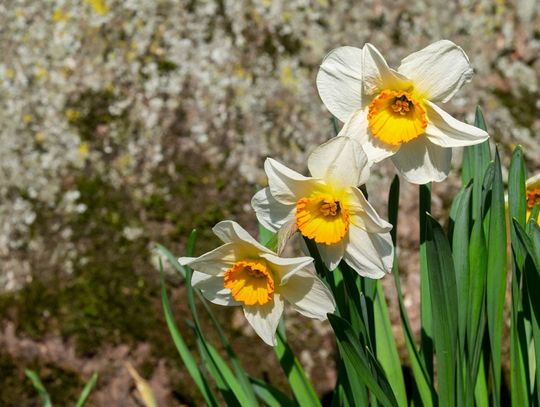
[182,40,489,346]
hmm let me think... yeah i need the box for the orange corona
[367,90,427,146]
[224,260,275,306]
[296,192,350,245]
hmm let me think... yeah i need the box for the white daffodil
[252,136,394,279]
[316,40,489,184]
[178,220,335,346]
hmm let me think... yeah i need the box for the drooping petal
[363,43,412,96]
[178,242,238,275]
[316,46,364,122]
[243,294,285,346]
[338,109,398,163]
[398,40,473,103]
[308,136,370,188]
[347,188,393,233]
[391,137,452,184]
[316,240,345,271]
[212,220,271,254]
[279,269,336,319]
[251,188,295,233]
[343,225,394,278]
[424,101,489,147]
[259,252,314,285]
[192,271,240,306]
[265,158,323,205]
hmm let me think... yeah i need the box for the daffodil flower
[178,220,335,346]
[316,40,489,184]
[252,136,394,278]
[526,173,540,223]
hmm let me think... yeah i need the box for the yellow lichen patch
[224,260,275,306]
[65,108,81,122]
[78,142,89,158]
[367,90,427,146]
[35,66,48,80]
[35,132,46,145]
[52,9,70,23]
[296,192,350,245]
[86,0,108,16]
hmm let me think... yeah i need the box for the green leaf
[472,107,491,220]
[486,148,508,407]
[156,243,258,404]
[425,215,459,407]
[389,177,434,407]
[249,377,296,407]
[328,313,398,407]
[419,184,434,380]
[204,343,256,407]
[462,107,491,220]
[25,369,52,407]
[156,242,187,278]
[474,356,489,407]
[275,327,321,407]
[374,282,407,407]
[509,146,527,243]
[508,146,530,407]
[465,216,488,403]
[388,175,400,246]
[525,221,540,406]
[182,231,257,406]
[160,264,219,407]
[451,182,472,349]
[75,372,98,407]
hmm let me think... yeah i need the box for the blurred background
[0,0,539,404]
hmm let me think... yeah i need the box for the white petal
[363,43,412,95]
[317,240,345,271]
[265,158,323,205]
[347,188,393,233]
[316,46,364,122]
[308,136,370,188]
[337,109,398,163]
[391,138,452,184]
[178,242,237,275]
[212,220,271,254]
[424,101,489,147]
[191,271,239,306]
[343,225,394,278]
[251,188,295,233]
[243,295,284,346]
[398,40,473,103]
[279,269,335,319]
[258,252,313,284]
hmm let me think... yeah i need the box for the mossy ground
[0,88,260,403]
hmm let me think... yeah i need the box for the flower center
[295,193,349,245]
[367,90,427,146]
[223,260,275,306]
